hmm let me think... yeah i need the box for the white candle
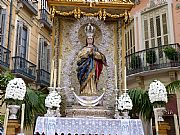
[54,69,57,88]
[58,59,62,87]
[50,59,54,87]
[124,66,127,90]
[174,114,180,135]
[154,108,159,135]
[45,0,48,10]
[3,108,9,135]
[114,65,118,89]
[20,104,25,133]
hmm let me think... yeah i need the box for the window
[0,9,7,47]
[38,38,51,72]
[142,7,169,49]
[41,0,48,10]
[125,23,135,56]
[15,20,29,58]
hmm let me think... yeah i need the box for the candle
[54,69,57,88]
[50,59,54,87]
[58,59,62,87]
[114,65,118,89]
[3,108,9,135]
[174,114,180,135]
[154,108,159,135]
[45,0,48,10]
[20,104,25,133]
[124,66,127,91]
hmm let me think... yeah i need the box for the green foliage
[0,71,47,127]
[0,71,14,90]
[146,50,157,64]
[129,80,180,121]
[0,71,14,106]
[163,46,178,61]
[0,115,5,124]
[23,87,46,127]
[128,89,153,121]
[130,55,141,69]
[166,80,180,93]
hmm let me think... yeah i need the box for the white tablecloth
[34,117,144,135]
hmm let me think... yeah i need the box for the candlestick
[114,65,118,89]
[54,69,57,88]
[58,59,62,87]
[20,104,25,133]
[50,59,54,87]
[124,66,127,90]
[3,108,9,135]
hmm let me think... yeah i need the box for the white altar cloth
[34,117,144,135]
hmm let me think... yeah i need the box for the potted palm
[146,50,157,69]
[130,55,142,70]
[164,46,178,66]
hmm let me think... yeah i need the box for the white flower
[45,90,61,108]
[148,80,167,103]
[5,78,26,100]
[117,93,133,111]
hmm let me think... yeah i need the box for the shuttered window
[125,22,135,56]
[15,20,29,58]
[142,7,169,49]
[38,38,51,72]
[0,9,7,47]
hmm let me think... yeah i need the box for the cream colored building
[0,0,52,87]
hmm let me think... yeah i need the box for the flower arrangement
[5,78,26,102]
[117,93,133,111]
[148,80,167,104]
[45,89,61,108]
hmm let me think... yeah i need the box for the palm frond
[128,88,153,121]
[24,87,47,127]
[166,80,180,93]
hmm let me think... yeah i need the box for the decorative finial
[84,23,96,38]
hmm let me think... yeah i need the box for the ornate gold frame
[48,0,134,20]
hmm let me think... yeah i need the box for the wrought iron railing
[19,0,38,15]
[126,43,180,76]
[37,69,50,86]
[0,45,10,68]
[12,56,36,80]
[40,9,52,29]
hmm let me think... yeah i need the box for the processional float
[34,0,145,134]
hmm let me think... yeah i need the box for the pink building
[126,0,180,134]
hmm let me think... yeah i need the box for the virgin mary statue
[77,23,107,96]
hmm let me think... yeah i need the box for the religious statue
[77,23,107,96]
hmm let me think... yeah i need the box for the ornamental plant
[148,80,167,107]
[163,46,178,61]
[130,55,141,69]
[146,49,157,65]
[118,93,133,111]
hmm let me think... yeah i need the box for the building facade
[0,0,51,89]
[126,0,180,134]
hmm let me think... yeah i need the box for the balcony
[12,56,36,80]
[0,45,10,68]
[19,0,38,15]
[39,9,52,30]
[37,69,50,86]
[126,43,180,76]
